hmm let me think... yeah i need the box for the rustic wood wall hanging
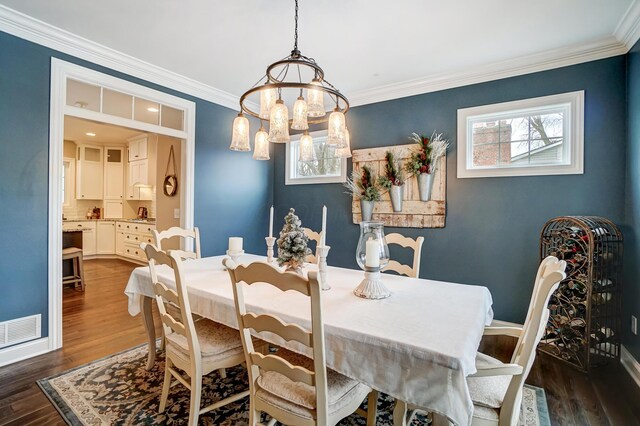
[351,144,446,228]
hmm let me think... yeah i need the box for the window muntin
[458,91,583,178]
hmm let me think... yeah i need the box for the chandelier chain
[293,0,299,54]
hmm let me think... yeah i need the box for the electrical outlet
[173,208,180,219]
[632,316,638,336]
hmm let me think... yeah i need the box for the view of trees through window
[294,138,342,178]
[471,109,565,168]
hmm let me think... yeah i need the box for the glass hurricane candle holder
[354,221,391,299]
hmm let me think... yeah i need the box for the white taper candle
[269,205,274,238]
[321,205,327,246]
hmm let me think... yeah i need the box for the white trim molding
[0,338,49,368]
[350,38,625,107]
[48,59,197,352]
[621,345,640,389]
[615,0,640,50]
[0,4,240,110]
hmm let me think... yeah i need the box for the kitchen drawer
[123,243,145,260]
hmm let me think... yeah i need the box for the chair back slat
[161,312,188,337]
[225,259,329,421]
[154,282,180,306]
[243,312,313,347]
[303,227,323,264]
[383,233,424,278]
[230,261,311,296]
[250,352,316,386]
[153,226,201,259]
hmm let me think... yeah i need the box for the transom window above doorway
[66,79,184,131]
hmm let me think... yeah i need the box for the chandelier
[230,0,351,161]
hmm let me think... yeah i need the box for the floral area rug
[37,344,549,425]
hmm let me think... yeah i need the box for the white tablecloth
[124,254,493,426]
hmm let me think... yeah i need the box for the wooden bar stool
[62,247,85,291]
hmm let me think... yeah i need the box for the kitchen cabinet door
[76,145,104,200]
[128,135,148,161]
[96,221,116,254]
[82,222,97,256]
[104,148,124,200]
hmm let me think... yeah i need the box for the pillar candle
[229,237,243,252]
[269,206,274,238]
[365,238,380,268]
[320,205,327,246]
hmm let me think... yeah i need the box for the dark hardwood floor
[0,258,638,425]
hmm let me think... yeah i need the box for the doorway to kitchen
[49,59,196,352]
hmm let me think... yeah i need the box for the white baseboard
[0,337,51,367]
[621,345,640,389]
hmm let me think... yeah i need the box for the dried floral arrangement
[378,150,405,189]
[344,165,382,202]
[405,132,450,176]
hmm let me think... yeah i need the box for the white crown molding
[615,0,640,50]
[621,345,640,389]
[0,4,242,110]
[349,37,627,107]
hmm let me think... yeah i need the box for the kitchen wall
[0,30,273,335]
[274,56,627,325]
[624,40,640,361]
[155,135,182,249]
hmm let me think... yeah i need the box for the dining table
[124,254,493,426]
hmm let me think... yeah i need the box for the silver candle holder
[353,266,391,299]
[316,245,331,291]
[265,237,276,263]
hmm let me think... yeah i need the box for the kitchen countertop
[63,218,156,224]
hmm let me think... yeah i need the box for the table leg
[393,400,408,426]
[140,295,157,370]
[431,413,453,426]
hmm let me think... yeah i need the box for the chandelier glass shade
[299,132,315,162]
[335,128,352,158]
[253,127,270,160]
[230,0,351,159]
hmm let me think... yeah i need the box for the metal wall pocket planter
[417,173,434,201]
[390,184,404,212]
[360,199,374,221]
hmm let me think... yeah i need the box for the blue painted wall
[625,42,640,361]
[274,57,627,324]
[0,31,273,335]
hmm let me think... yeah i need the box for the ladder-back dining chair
[152,226,201,260]
[224,259,378,426]
[303,227,323,264]
[394,256,567,426]
[383,233,425,278]
[143,243,248,426]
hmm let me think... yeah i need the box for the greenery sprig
[343,165,382,202]
[405,131,450,176]
[379,150,405,189]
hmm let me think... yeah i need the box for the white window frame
[457,91,584,178]
[285,130,347,185]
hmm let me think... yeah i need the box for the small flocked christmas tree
[277,208,311,273]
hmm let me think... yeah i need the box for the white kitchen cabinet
[115,229,126,255]
[116,221,155,262]
[104,147,124,200]
[96,221,116,254]
[81,221,97,256]
[76,145,104,200]
[128,135,148,161]
[104,200,124,219]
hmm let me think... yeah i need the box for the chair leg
[393,399,408,426]
[188,372,202,426]
[77,254,85,291]
[219,368,227,379]
[248,395,260,426]
[159,357,172,414]
[366,390,378,426]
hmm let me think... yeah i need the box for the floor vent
[0,314,41,349]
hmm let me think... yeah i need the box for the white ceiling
[64,116,142,144]
[1,0,636,104]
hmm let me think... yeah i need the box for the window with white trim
[457,91,584,178]
[285,130,347,185]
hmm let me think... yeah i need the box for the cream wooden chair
[393,256,567,426]
[383,233,425,278]
[303,227,323,264]
[143,243,249,426]
[152,226,201,260]
[224,259,378,426]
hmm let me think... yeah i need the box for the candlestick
[320,205,327,246]
[265,236,276,263]
[354,266,391,299]
[229,237,243,252]
[316,245,331,290]
[269,205,274,238]
[226,249,245,266]
[365,238,380,268]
